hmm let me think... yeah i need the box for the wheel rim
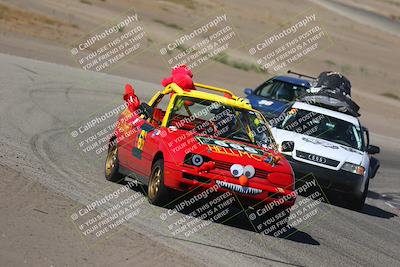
[149,166,161,200]
[105,145,118,176]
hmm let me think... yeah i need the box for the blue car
[244,75,311,119]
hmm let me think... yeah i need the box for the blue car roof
[274,75,311,87]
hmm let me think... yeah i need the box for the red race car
[105,82,296,215]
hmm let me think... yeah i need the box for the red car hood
[163,128,292,175]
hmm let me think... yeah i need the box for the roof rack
[287,70,316,80]
[163,82,237,99]
[163,82,251,109]
[193,82,237,99]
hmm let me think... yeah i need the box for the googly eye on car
[243,165,255,178]
[230,164,243,177]
[191,154,204,166]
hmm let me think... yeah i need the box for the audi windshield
[276,107,364,150]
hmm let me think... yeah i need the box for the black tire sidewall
[349,178,369,211]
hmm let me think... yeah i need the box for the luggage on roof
[316,71,352,96]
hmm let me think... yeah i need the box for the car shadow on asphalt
[220,207,320,246]
[160,234,308,267]
[364,191,398,219]
[315,190,398,219]
[118,179,313,265]
[361,203,397,219]
[121,179,321,246]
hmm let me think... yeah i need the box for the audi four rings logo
[308,154,327,163]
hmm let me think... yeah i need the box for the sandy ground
[0,0,399,266]
[0,164,203,266]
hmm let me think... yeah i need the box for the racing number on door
[137,129,147,149]
[132,123,154,159]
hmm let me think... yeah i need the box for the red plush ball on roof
[161,65,195,91]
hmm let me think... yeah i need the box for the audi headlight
[341,162,365,175]
[191,154,204,166]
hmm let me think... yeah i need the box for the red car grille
[214,160,268,179]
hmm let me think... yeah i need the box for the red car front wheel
[148,159,172,206]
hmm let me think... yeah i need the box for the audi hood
[271,128,366,171]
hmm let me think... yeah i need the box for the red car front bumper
[163,161,296,207]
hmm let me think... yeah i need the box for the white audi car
[270,101,380,210]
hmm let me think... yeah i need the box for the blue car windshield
[257,80,308,102]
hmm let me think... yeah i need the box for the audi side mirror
[366,145,380,155]
[281,141,294,152]
[244,88,253,95]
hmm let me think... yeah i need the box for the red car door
[122,117,157,179]
[116,110,140,168]
[119,92,169,178]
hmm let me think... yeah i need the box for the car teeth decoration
[215,180,262,195]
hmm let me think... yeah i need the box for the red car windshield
[167,96,276,149]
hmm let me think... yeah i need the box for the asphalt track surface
[1,52,399,266]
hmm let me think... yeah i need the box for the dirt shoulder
[0,164,202,267]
